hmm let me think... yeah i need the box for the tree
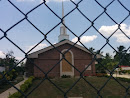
[95,45,130,73]
[0,51,20,84]
[15,62,25,75]
[2,51,18,70]
[114,45,126,62]
[114,45,130,66]
[89,47,95,53]
[96,53,118,72]
[96,50,103,56]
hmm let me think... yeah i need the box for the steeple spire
[58,0,69,42]
[62,0,65,25]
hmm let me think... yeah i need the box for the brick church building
[25,1,97,78]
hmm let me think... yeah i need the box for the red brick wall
[32,43,95,77]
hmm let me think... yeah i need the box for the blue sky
[0,0,130,60]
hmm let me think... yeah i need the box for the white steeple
[58,0,69,42]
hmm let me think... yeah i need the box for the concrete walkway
[108,74,130,79]
[0,78,28,98]
[112,74,130,79]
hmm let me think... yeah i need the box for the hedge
[61,75,71,78]
[8,76,35,98]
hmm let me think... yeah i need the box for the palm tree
[114,45,127,65]
[117,46,126,53]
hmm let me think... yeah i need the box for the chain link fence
[0,0,130,98]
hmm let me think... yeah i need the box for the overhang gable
[28,40,93,58]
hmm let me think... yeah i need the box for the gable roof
[28,40,95,58]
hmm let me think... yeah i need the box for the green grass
[24,77,130,98]
[0,76,24,94]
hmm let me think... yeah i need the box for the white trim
[28,40,92,58]
[60,49,74,77]
[85,65,91,70]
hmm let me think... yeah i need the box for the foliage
[5,69,18,81]
[96,53,114,72]
[0,69,18,87]
[119,70,130,74]
[61,75,71,78]
[127,70,130,74]
[1,51,19,70]
[8,76,35,98]
[0,51,25,86]
[114,46,130,65]
[15,64,25,75]
[96,45,130,73]
[88,47,95,53]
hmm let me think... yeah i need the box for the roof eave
[28,40,92,58]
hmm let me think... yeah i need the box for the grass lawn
[0,76,24,94]
[24,76,130,98]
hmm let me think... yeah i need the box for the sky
[0,0,130,61]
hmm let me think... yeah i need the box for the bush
[119,70,130,75]
[103,74,110,77]
[8,76,35,98]
[9,92,21,98]
[127,70,130,74]
[20,84,28,92]
[3,69,18,82]
[61,75,71,78]
[121,70,127,74]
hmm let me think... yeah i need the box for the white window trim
[85,65,91,70]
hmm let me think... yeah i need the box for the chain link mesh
[0,0,130,98]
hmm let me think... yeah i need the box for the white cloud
[0,51,5,58]
[72,35,97,44]
[27,43,48,53]
[0,51,23,61]
[16,57,24,61]
[99,24,130,43]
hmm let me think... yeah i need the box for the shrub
[3,69,18,81]
[127,70,130,74]
[6,76,11,81]
[8,76,35,98]
[61,75,71,78]
[9,92,21,98]
[119,70,130,75]
[121,70,127,74]
[104,74,110,77]
[20,84,28,92]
